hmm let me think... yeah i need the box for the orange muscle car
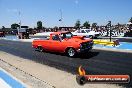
[32,31,93,57]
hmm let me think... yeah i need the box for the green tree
[129,17,132,29]
[1,26,5,31]
[2,26,5,29]
[37,21,43,29]
[83,21,90,29]
[92,23,97,29]
[11,23,20,29]
[75,20,81,29]
[129,17,132,23]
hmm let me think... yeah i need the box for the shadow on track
[36,50,99,59]
[75,51,99,59]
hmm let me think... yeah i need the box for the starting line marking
[0,78,11,88]
[0,68,26,88]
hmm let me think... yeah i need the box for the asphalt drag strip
[0,40,132,87]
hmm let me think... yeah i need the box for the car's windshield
[85,30,91,33]
[81,30,86,33]
[61,32,73,39]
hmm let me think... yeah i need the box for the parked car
[72,29,101,38]
[0,32,5,37]
[34,32,53,37]
[32,31,93,57]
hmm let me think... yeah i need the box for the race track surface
[0,40,132,87]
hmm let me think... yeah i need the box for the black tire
[66,48,76,57]
[89,35,93,39]
[37,46,44,52]
[76,75,87,85]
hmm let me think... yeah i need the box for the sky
[0,0,132,28]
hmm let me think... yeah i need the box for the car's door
[49,34,62,52]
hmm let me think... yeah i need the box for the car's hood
[94,32,100,34]
[63,37,92,44]
[88,31,100,34]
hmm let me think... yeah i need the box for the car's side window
[60,34,65,40]
[81,30,86,33]
[52,35,60,41]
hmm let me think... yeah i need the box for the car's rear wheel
[67,48,76,57]
[37,46,44,52]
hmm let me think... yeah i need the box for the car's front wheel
[37,46,44,52]
[67,48,76,57]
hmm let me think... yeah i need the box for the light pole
[18,11,21,36]
[59,9,63,27]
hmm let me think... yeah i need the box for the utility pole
[108,21,112,42]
